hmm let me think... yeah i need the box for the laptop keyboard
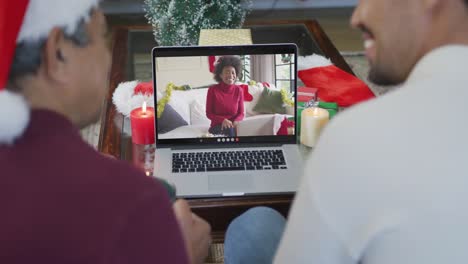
[172,149,287,173]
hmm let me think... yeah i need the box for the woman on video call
[206,56,245,137]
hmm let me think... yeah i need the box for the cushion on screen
[157,104,188,134]
[252,87,286,114]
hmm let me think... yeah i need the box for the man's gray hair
[8,16,90,85]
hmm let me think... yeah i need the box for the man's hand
[221,119,233,129]
[173,199,212,264]
[233,121,240,127]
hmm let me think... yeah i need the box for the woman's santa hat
[0,0,100,144]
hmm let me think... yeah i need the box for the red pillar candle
[130,102,155,144]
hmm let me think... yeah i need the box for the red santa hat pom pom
[133,82,153,96]
[0,90,30,145]
[113,81,155,117]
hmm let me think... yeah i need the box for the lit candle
[130,102,155,145]
[300,107,329,147]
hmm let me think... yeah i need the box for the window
[240,55,251,83]
[274,54,295,93]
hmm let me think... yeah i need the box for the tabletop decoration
[300,101,330,148]
[130,101,155,145]
[112,81,155,118]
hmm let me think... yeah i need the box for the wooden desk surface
[99,20,352,242]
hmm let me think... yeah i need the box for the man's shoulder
[84,153,162,195]
[323,88,408,144]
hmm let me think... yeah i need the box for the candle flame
[313,107,319,116]
[142,101,147,113]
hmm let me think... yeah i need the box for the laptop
[152,44,303,198]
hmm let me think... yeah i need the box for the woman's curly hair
[213,56,243,83]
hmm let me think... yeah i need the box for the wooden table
[98,20,353,242]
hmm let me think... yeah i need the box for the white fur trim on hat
[298,54,333,71]
[17,0,100,43]
[0,90,30,145]
[112,81,155,118]
[112,81,138,117]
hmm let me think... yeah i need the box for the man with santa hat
[0,1,210,263]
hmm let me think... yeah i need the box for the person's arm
[274,180,355,264]
[206,87,227,124]
[274,116,368,264]
[173,199,212,264]
[108,191,190,264]
[232,87,245,122]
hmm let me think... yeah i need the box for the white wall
[155,56,214,92]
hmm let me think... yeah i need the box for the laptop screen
[152,44,297,146]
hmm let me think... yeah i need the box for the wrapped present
[297,86,318,103]
[318,101,338,119]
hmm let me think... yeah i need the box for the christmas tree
[144,0,252,46]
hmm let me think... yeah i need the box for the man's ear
[42,27,71,84]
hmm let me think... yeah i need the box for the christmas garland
[280,88,294,107]
[156,81,294,118]
[156,82,191,118]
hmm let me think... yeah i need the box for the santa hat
[113,81,156,117]
[298,54,375,107]
[0,0,100,144]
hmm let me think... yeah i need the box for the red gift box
[297,86,318,103]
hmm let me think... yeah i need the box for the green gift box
[297,102,306,136]
[318,101,338,119]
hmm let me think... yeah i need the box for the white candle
[300,107,329,147]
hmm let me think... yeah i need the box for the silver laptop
[152,44,302,198]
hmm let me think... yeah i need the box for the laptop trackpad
[208,173,253,192]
